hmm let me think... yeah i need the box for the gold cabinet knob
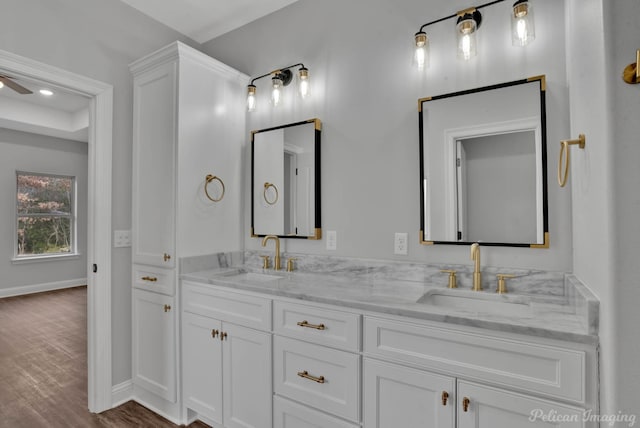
[440,270,457,288]
[163,304,171,312]
[220,332,228,341]
[163,253,171,262]
[462,397,470,412]
[496,274,516,294]
[441,391,449,406]
[211,329,219,338]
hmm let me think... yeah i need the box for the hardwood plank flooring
[0,287,209,427]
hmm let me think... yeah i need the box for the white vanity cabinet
[363,315,596,428]
[182,281,272,428]
[129,41,247,416]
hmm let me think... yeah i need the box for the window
[16,172,76,258]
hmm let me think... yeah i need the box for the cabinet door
[132,289,176,402]
[132,60,176,268]
[182,312,223,425]
[222,322,272,428]
[363,358,455,428]
[457,381,585,428]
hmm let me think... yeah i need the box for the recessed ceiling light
[0,81,4,89]
[39,89,54,96]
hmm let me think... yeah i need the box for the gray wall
[0,0,199,386]
[0,128,87,294]
[203,0,572,272]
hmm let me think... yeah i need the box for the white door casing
[0,49,113,413]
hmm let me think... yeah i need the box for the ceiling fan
[0,75,33,94]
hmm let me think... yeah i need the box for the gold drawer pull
[462,397,470,412]
[163,304,171,312]
[297,370,325,384]
[297,320,326,330]
[141,276,157,282]
[441,391,449,406]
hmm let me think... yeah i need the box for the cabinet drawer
[274,396,359,428]
[182,281,271,330]
[133,264,175,295]
[274,300,360,351]
[274,336,360,422]
[364,316,586,403]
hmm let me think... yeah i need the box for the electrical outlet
[326,230,337,250]
[394,232,408,255]
[113,230,131,248]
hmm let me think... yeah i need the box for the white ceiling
[0,75,90,142]
[119,0,301,44]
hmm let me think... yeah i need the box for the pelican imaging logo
[529,409,636,426]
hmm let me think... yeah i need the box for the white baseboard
[0,278,87,298]
[111,379,134,408]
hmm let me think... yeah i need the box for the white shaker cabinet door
[363,358,455,428]
[182,312,223,425]
[222,322,272,428]
[457,381,586,428]
[132,60,177,268]
[132,289,176,402]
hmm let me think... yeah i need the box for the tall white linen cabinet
[129,41,247,421]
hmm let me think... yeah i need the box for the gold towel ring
[264,182,279,205]
[204,174,225,202]
[558,134,586,187]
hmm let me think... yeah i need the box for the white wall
[607,0,640,415]
[0,128,87,295]
[0,0,199,386]
[203,0,572,272]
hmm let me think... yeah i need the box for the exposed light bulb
[298,67,310,99]
[414,32,429,70]
[246,85,257,112]
[456,15,478,61]
[511,1,535,46]
[271,76,283,107]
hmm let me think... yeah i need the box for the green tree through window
[16,172,75,256]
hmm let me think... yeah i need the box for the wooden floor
[0,286,208,427]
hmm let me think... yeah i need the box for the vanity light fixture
[511,0,535,46]
[246,63,310,112]
[414,0,535,68]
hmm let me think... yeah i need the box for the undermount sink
[216,268,282,283]
[416,288,533,317]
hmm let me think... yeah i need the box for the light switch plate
[326,230,337,250]
[114,230,131,248]
[394,232,408,255]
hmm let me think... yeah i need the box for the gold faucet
[261,235,281,270]
[470,243,482,291]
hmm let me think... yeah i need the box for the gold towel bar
[558,134,586,188]
[204,174,225,202]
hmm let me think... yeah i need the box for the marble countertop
[182,264,599,345]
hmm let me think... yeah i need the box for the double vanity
[175,251,599,428]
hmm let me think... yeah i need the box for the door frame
[0,49,113,413]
